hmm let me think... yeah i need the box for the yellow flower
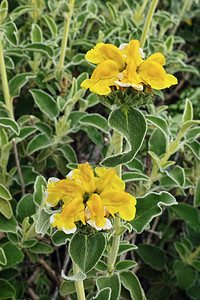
[138,53,178,90]
[114,58,143,91]
[81,60,120,95]
[81,39,178,95]
[45,163,136,234]
[85,43,125,70]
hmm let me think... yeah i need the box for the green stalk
[140,0,159,48]
[57,0,75,73]
[171,0,190,35]
[0,32,14,119]
[107,131,123,274]
[185,245,200,263]
[73,263,86,300]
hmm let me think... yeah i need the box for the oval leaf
[30,89,59,120]
[69,232,106,274]
[101,107,147,167]
[0,117,20,135]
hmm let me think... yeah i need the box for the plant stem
[107,131,123,274]
[140,0,159,48]
[171,0,190,36]
[185,245,200,263]
[0,32,14,119]
[57,0,75,73]
[73,263,86,300]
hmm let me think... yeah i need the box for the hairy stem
[57,0,75,73]
[140,0,159,48]
[0,32,14,119]
[107,131,123,274]
[171,0,191,35]
[73,263,86,300]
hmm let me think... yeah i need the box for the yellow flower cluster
[45,164,136,234]
[81,40,178,95]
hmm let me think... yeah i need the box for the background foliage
[0,0,199,299]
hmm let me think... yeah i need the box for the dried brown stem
[38,257,61,286]
[27,287,39,300]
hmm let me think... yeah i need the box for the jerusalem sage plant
[0,0,200,299]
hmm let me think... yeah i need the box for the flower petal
[146,52,165,66]
[72,163,96,193]
[95,167,125,191]
[138,60,167,89]
[86,194,106,228]
[100,189,136,221]
[81,60,120,95]
[165,74,178,87]
[85,43,125,70]
[87,218,112,231]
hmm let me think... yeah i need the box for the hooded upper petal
[72,163,96,193]
[85,43,125,70]
[95,167,125,192]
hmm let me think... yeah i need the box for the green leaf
[122,172,150,182]
[60,145,77,163]
[101,107,147,167]
[42,15,57,37]
[136,244,165,271]
[25,43,54,58]
[29,242,53,254]
[0,0,8,24]
[120,271,144,300]
[31,23,43,43]
[26,133,53,155]
[1,242,24,270]
[69,232,106,274]
[165,166,185,187]
[0,117,20,135]
[79,114,109,133]
[118,243,137,255]
[60,279,93,296]
[95,260,107,272]
[52,230,72,246]
[146,115,169,137]
[97,274,120,300]
[115,260,137,271]
[61,269,86,282]
[0,213,17,233]
[0,184,11,200]
[14,166,39,186]
[0,248,7,266]
[5,56,14,69]
[9,5,38,21]
[16,194,36,223]
[91,288,111,300]
[9,73,35,99]
[182,98,193,123]
[30,89,59,120]
[21,239,37,248]
[186,141,200,160]
[130,192,177,233]
[0,198,12,219]
[35,208,52,236]
[7,232,18,244]
[0,268,19,281]
[0,21,18,46]
[14,126,36,140]
[171,203,200,232]
[194,177,200,208]
[173,260,198,289]
[0,279,16,298]
[33,175,46,206]
[149,128,167,157]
